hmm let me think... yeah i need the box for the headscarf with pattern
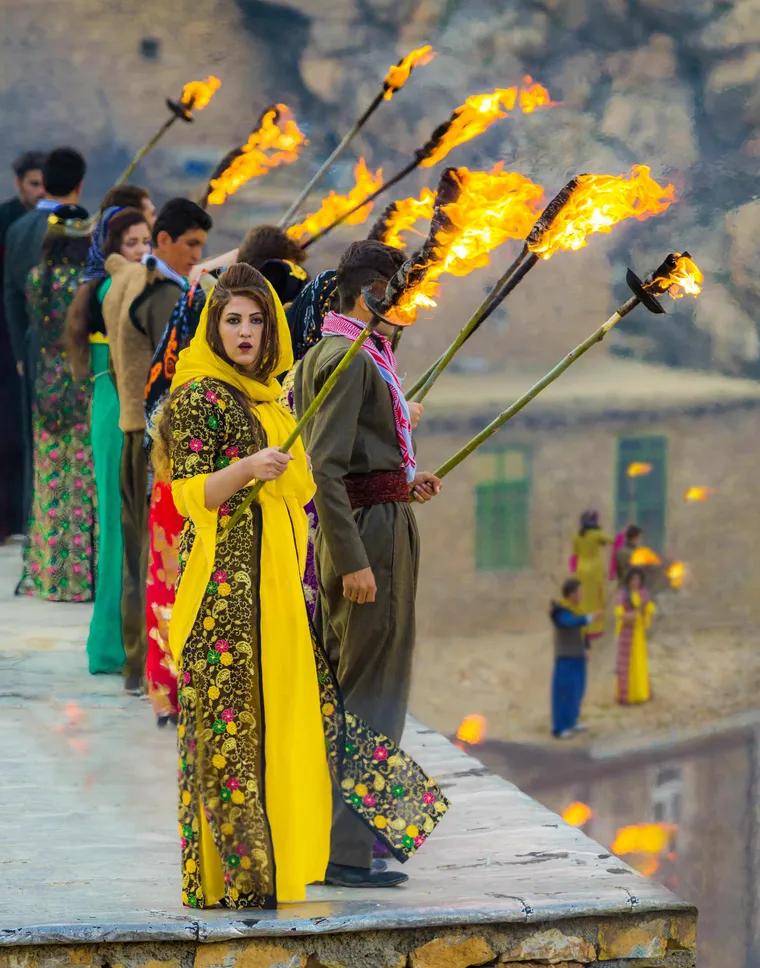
[284,269,337,363]
[81,206,122,282]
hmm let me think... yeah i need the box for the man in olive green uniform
[295,241,440,888]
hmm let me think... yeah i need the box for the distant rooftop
[422,357,760,430]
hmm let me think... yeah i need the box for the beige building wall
[413,403,760,638]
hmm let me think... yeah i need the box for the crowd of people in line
[549,510,655,738]
[0,147,449,907]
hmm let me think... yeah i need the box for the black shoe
[124,673,143,695]
[157,714,178,728]
[324,862,408,888]
[371,858,388,872]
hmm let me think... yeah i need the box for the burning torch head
[626,251,703,315]
[167,75,222,122]
[371,167,462,326]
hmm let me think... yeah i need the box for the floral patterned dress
[145,479,184,720]
[170,377,448,909]
[19,263,95,602]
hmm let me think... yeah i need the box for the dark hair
[13,150,47,179]
[65,208,149,380]
[238,224,306,269]
[579,509,599,535]
[625,524,643,542]
[562,577,582,599]
[100,184,150,211]
[104,208,150,256]
[152,197,212,245]
[335,240,405,314]
[205,263,280,383]
[624,566,647,597]
[43,147,86,198]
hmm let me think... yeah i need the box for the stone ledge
[0,916,697,968]
[0,551,696,968]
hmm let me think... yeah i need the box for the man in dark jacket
[0,151,46,539]
[3,147,86,531]
[550,578,595,739]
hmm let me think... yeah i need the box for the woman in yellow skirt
[615,568,655,704]
[164,263,446,909]
[570,510,612,640]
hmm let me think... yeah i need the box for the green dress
[86,278,126,674]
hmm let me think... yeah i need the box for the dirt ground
[410,594,760,747]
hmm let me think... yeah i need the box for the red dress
[145,479,184,721]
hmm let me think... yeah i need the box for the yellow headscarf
[168,276,315,666]
[171,275,292,404]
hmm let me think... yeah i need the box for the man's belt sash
[344,470,410,509]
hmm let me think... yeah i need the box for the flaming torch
[286,158,384,245]
[300,77,552,249]
[455,714,487,745]
[406,164,675,401]
[202,104,307,207]
[114,75,221,186]
[368,187,437,249]
[278,45,435,227]
[684,486,715,502]
[432,253,703,481]
[367,164,544,327]
[562,802,593,828]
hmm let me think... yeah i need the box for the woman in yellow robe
[615,568,655,705]
[165,264,446,909]
[571,510,612,640]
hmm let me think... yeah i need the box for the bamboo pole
[279,92,385,228]
[113,115,181,187]
[300,159,420,249]
[220,322,379,538]
[406,247,535,401]
[433,295,641,479]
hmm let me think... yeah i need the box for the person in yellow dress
[615,567,655,704]
[570,510,613,640]
[163,263,447,909]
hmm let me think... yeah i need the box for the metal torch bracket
[363,288,409,329]
[626,268,666,315]
[166,99,195,123]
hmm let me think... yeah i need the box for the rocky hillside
[2,0,758,374]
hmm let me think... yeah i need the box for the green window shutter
[615,435,668,551]
[475,449,531,572]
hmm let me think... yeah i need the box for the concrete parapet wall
[0,913,696,968]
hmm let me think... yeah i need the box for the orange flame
[420,77,552,168]
[666,561,687,589]
[378,188,436,249]
[456,713,486,745]
[206,104,307,206]
[180,75,221,111]
[684,486,715,502]
[528,165,675,259]
[383,45,435,100]
[649,253,703,299]
[562,801,593,827]
[631,855,662,877]
[287,158,384,243]
[612,823,677,857]
[627,461,653,478]
[392,165,544,323]
[630,547,662,567]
